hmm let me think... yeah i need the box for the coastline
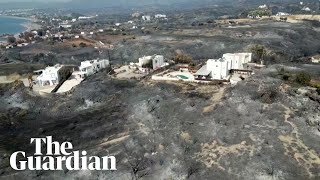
[0,15,35,22]
[0,15,41,38]
[21,21,41,33]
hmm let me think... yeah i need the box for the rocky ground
[0,64,319,179]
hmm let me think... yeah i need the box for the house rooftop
[195,65,211,76]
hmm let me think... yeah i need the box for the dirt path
[202,86,226,114]
[278,105,320,177]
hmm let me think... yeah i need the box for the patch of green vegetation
[250,44,267,64]
[248,9,272,17]
[276,67,313,87]
[295,72,311,85]
[276,67,293,81]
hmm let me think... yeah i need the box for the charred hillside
[0,64,319,179]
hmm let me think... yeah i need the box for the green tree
[295,72,311,85]
[79,42,87,47]
[7,36,16,44]
[251,45,267,64]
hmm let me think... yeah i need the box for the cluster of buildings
[142,14,168,21]
[150,53,254,83]
[31,52,256,92]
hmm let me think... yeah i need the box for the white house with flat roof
[155,14,167,19]
[37,65,63,86]
[276,12,290,16]
[153,55,165,70]
[195,53,252,80]
[207,58,230,80]
[77,59,109,78]
[142,15,151,21]
[195,58,230,80]
[222,53,252,70]
[138,55,165,70]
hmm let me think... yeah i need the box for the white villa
[195,53,252,80]
[208,58,230,80]
[258,4,268,9]
[155,14,167,19]
[142,15,151,21]
[276,12,290,16]
[311,57,320,63]
[138,55,166,70]
[223,53,252,70]
[37,65,64,86]
[302,7,311,11]
[77,59,110,78]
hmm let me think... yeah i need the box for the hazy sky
[0,0,71,2]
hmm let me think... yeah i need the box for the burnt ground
[0,64,320,179]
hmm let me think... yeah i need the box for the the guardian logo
[10,136,117,171]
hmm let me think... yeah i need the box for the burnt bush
[79,42,87,47]
[174,53,193,64]
[282,74,291,81]
[260,88,278,104]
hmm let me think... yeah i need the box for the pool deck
[152,70,197,82]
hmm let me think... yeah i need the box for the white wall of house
[138,55,165,70]
[223,54,240,69]
[155,14,167,18]
[311,57,320,63]
[37,65,62,86]
[152,55,164,70]
[80,63,94,76]
[138,56,152,67]
[223,53,252,70]
[142,16,151,21]
[207,58,229,80]
[79,59,110,77]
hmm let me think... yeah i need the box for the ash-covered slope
[0,65,319,179]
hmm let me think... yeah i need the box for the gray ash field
[0,64,319,179]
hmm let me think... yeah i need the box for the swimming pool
[176,75,189,79]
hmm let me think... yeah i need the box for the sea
[0,15,30,41]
